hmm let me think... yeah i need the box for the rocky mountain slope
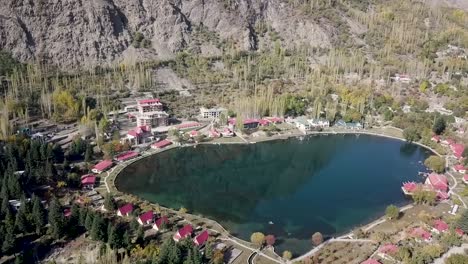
[0,0,333,69]
[0,0,466,69]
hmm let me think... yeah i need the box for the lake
[115,134,431,255]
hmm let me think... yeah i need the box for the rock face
[0,0,332,69]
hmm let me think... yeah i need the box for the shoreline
[108,126,447,261]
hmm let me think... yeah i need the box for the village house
[378,244,398,259]
[173,224,193,242]
[92,160,113,174]
[308,118,330,128]
[334,119,363,129]
[176,122,201,130]
[221,127,234,137]
[450,143,465,159]
[425,173,448,192]
[265,117,284,124]
[81,175,96,190]
[151,139,172,149]
[441,138,455,146]
[134,99,169,128]
[152,216,169,231]
[193,230,209,247]
[432,219,449,234]
[209,128,221,138]
[391,74,411,83]
[228,118,260,130]
[411,227,432,242]
[294,117,312,133]
[199,107,227,119]
[463,175,468,184]
[454,164,467,174]
[124,125,153,145]
[361,259,381,264]
[137,211,154,226]
[431,135,440,143]
[402,182,418,195]
[117,203,133,217]
[114,151,139,163]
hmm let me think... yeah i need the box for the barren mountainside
[0,0,336,68]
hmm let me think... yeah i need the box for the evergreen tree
[78,207,87,226]
[0,184,10,218]
[15,197,30,233]
[103,193,116,211]
[14,253,24,264]
[432,116,446,135]
[32,195,46,235]
[68,204,80,236]
[85,211,94,231]
[456,209,468,233]
[90,215,106,241]
[122,230,131,249]
[167,239,181,264]
[3,210,16,254]
[7,174,23,199]
[136,226,144,244]
[48,197,65,239]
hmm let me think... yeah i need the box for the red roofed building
[228,118,260,129]
[454,164,467,174]
[221,128,234,137]
[402,182,418,194]
[441,138,455,146]
[361,259,381,264]
[125,125,153,145]
[455,228,464,236]
[176,122,201,130]
[425,173,448,192]
[432,219,449,234]
[451,143,465,159]
[411,227,432,242]
[137,211,154,226]
[81,173,95,179]
[117,203,133,217]
[138,99,162,112]
[431,135,440,143]
[151,139,172,149]
[193,230,209,247]
[81,175,96,190]
[115,151,139,162]
[379,244,398,255]
[209,129,221,138]
[173,224,193,242]
[463,174,468,184]
[189,130,200,138]
[265,117,284,124]
[152,216,169,231]
[92,160,113,174]
[436,191,450,200]
[258,119,271,126]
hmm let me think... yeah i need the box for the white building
[200,107,227,119]
[308,118,330,128]
[294,117,311,133]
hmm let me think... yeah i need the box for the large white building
[200,107,227,119]
[134,99,169,128]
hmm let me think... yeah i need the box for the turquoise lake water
[115,134,431,255]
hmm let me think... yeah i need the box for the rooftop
[93,160,113,172]
[118,203,133,215]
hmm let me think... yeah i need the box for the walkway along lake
[115,134,432,255]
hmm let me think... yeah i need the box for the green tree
[424,155,445,173]
[85,211,94,231]
[419,80,430,92]
[311,232,323,246]
[104,193,116,211]
[84,144,93,163]
[32,195,46,235]
[48,197,65,239]
[403,127,421,142]
[3,210,16,254]
[456,209,468,233]
[432,116,446,135]
[90,215,106,241]
[445,254,468,264]
[15,197,30,233]
[385,204,400,220]
[250,232,265,247]
[282,250,292,260]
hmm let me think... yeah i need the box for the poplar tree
[15,197,30,233]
